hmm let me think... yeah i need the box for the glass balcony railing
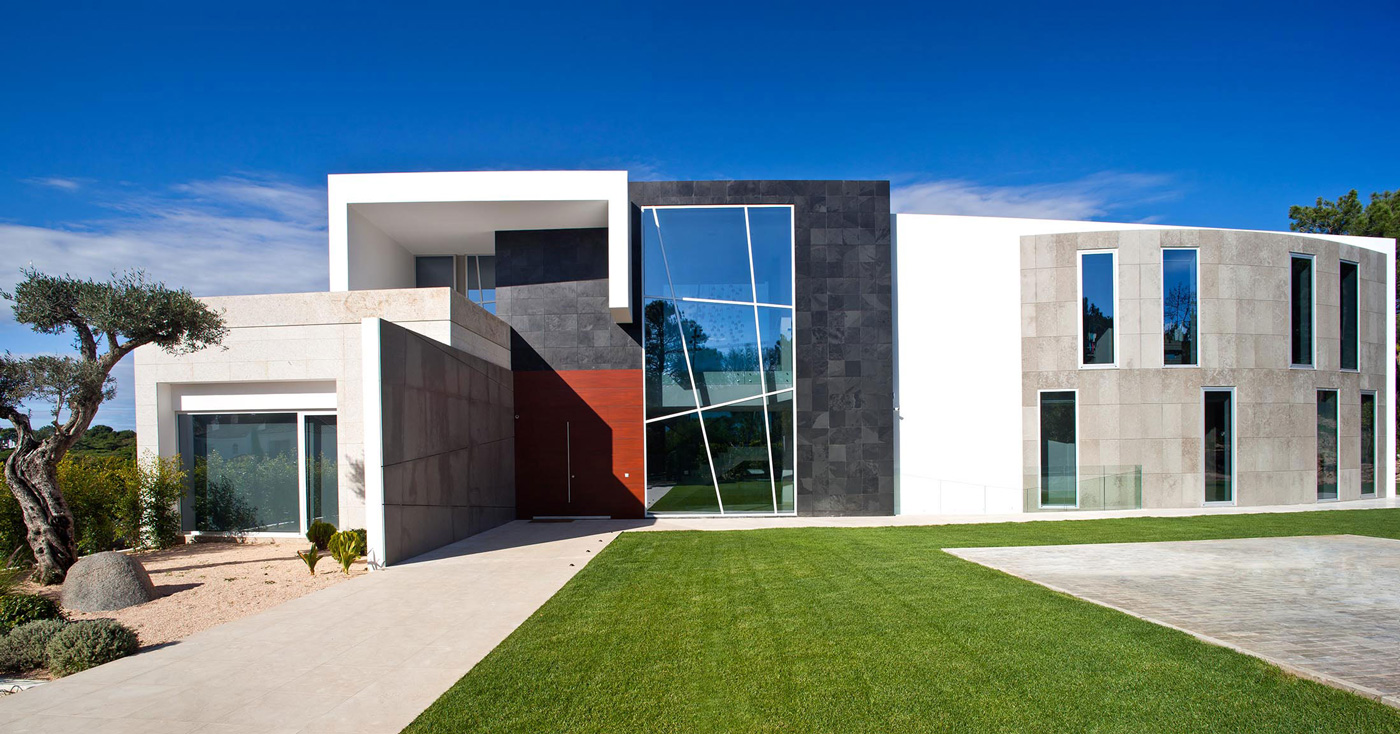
[1026,465,1143,512]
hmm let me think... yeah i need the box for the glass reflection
[304,415,338,527]
[182,413,300,533]
[1040,392,1077,507]
[1163,249,1198,366]
[768,392,795,512]
[1291,255,1314,366]
[1203,390,1232,503]
[1081,253,1115,365]
[704,399,775,512]
[748,207,793,305]
[649,208,753,302]
[757,306,794,391]
[675,300,764,407]
[645,412,719,514]
[1341,260,1359,370]
[644,299,696,419]
[1317,390,1338,500]
[1362,393,1377,495]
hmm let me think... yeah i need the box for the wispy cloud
[892,172,1177,221]
[24,176,84,191]
[0,175,328,298]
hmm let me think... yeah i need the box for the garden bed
[22,539,362,654]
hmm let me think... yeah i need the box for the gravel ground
[23,540,362,650]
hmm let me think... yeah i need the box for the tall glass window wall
[1203,389,1234,503]
[1039,391,1078,507]
[1079,252,1116,366]
[1163,249,1199,366]
[642,205,795,515]
[1317,390,1338,500]
[1291,254,1314,367]
[1340,260,1359,371]
[1361,392,1377,496]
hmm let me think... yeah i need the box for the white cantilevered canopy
[328,170,632,322]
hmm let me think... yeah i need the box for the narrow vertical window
[1039,391,1077,507]
[1317,389,1338,500]
[1361,392,1377,496]
[1290,254,1314,367]
[1163,249,1199,366]
[1079,251,1116,366]
[1203,389,1233,503]
[1340,260,1359,371]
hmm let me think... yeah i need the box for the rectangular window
[1317,390,1338,500]
[1203,389,1234,503]
[465,255,497,314]
[1039,391,1078,507]
[1079,251,1116,367]
[304,415,338,527]
[179,413,301,533]
[1340,260,1359,371]
[1361,392,1377,496]
[1290,254,1314,367]
[1163,249,1199,366]
[415,256,455,289]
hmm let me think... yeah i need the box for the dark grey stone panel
[378,320,514,564]
[495,228,643,372]
[629,180,894,516]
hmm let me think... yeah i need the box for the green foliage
[57,456,127,555]
[69,425,138,460]
[0,593,62,634]
[1289,189,1400,240]
[297,545,323,575]
[45,619,138,677]
[192,452,294,532]
[306,520,337,550]
[348,528,367,552]
[0,547,27,596]
[128,454,185,550]
[0,619,66,673]
[328,530,365,574]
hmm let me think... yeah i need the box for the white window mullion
[744,208,780,514]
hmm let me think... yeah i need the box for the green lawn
[647,481,778,513]
[405,509,1400,733]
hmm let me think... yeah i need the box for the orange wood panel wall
[513,369,645,518]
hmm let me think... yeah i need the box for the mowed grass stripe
[405,509,1400,733]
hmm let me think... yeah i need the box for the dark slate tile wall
[629,181,895,516]
[494,228,643,372]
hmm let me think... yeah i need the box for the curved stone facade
[1020,229,1389,509]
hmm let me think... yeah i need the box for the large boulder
[61,552,157,612]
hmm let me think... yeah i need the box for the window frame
[1339,258,1360,373]
[1077,249,1119,370]
[1289,252,1317,369]
[1037,388,1080,509]
[1162,247,1201,368]
[178,409,337,539]
[1201,386,1236,506]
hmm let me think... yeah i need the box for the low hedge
[0,619,66,673]
[46,619,139,677]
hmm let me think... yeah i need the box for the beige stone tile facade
[1021,229,1388,509]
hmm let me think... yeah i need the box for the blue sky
[1,1,1396,429]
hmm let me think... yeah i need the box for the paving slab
[0,519,640,734]
[948,535,1400,706]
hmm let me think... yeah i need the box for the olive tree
[0,269,225,584]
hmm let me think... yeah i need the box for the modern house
[133,171,1397,565]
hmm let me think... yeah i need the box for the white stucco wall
[346,208,415,291]
[892,214,1396,515]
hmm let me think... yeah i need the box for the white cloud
[892,172,1176,221]
[0,174,329,430]
[0,175,328,298]
[24,177,83,191]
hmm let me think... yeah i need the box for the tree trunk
[3,437,78,585]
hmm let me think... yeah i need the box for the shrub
[0,593,62,634]
[0,547,30,597]
[46,619,139,677]
[297,546,323,575]
[0,619,66,673]
[124,455,185,550]
[306,520,336,550]
[348,528,367,551]
[328,530,365,574]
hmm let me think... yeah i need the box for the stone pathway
[0,519,639,734]
[949,535,1400,706]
